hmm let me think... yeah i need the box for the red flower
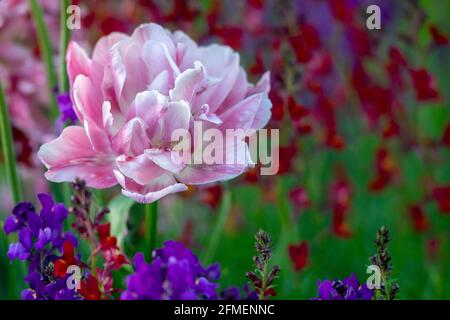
[432,185,450,213]
[328,0,355,23]
[97,224,118,251]
[54,240,78,278]
[409,205,428,233]
[288,241,309,272]
[331,174,352,238]
[409,68,440,101]
[278,144,298,175]
[289,23,321,64]
[442,122,450,149]
[289,187,310,209]
[288,97,312,135]
[79,275,102,300]
[429,25,449,46]
[269,90,285,122]
[369,148,396,192]
[200,185,223,209]
[386,47,408,90]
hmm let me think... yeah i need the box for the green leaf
[107,195,135,246]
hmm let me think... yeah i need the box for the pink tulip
[38,23,272,203]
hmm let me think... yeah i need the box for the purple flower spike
[4,194,81,300]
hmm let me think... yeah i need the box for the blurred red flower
[369,148,396,192]
[331,176,352,238]
[409,205,429,233]
[432,185,450,213]
[429,25,449,46]
[409,68,440,101]
[289,187,310,209]
[288,241,309,272]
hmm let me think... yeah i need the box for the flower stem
[29,0,59,119]
[0,83,23,203]
[145,201,159,261]
[203,189,231,264]
[59,0,71,93]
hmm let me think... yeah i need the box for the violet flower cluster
[4,193,80,300]
[313,273,373,300]
[121,240,221,300]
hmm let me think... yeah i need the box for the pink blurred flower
[39,23,272,203]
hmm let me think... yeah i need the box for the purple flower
[55,92,77,133]
[3,193,80,300]
[121,241,220,300]
[313,273,373,300]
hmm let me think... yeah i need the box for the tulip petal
[38,126,115,188]
[114,170,187,204]
[177,140,254,184]
[112,118,150,156]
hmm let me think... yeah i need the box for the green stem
[29,0,59,119]
[202,190,232,264]
[59,0,71,93]
[0,84,23,203]
[145,201,159,261]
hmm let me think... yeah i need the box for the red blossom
[200,185,223,209]
[97,223,118,251]
[369,148,396,192]
[429,25,449,46]
[442,122,450,149]
[288,241,309,272]
[328,0,355,23]
[289,187,310,209]
[79,275,102,300]
[331,175,352,238]
[289,23,321,64]
[269,90,285,122]
[432,185,450,214]
[277,144,298,175]
[54,240,78,278]
[409,205,428,233]
[409,68,440,101]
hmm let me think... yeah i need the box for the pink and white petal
[145,149,185,174]
[151,100,191,145]
[172,31,201,71]
[195,104,223,125]
[112,118,150,156]
[147,70,170,95]
[117,171,187,204]
[91,33,128,86]
[176,140,255,184]
[218,93,265,131]
[218,68,248,113]
[66,42,91,86]
[72,74,103,126]
[116,154,165,186]
[83,115,112,153]
[246,71,271,96]
[248,93,272,130]
[110,41,149,112]
[127,90,167,140]
[46,165,117,189]
[131,23,176,57]
[141,40,180,86]
[169,61,205,103]
[195,45,240,113]
[38,126,115,188]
